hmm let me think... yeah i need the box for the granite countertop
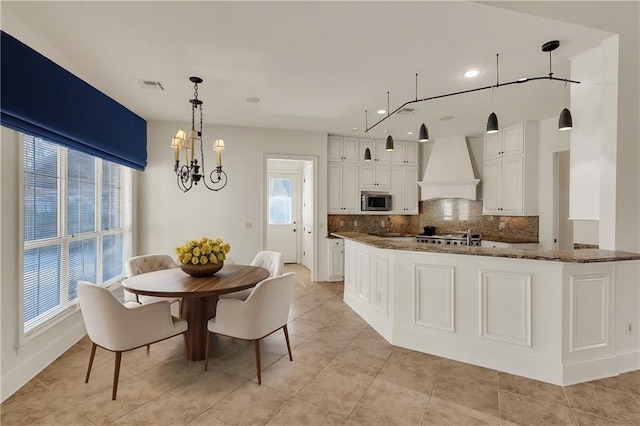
[331,232,640,263]
[480,234,539,244]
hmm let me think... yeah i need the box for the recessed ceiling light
[463,69,481,78]
[377,109,386,115]
[352,127,359,131]
[407,131,414,135]
[246,97,261,103]
[440,116,454,121]
[383,130,389,134]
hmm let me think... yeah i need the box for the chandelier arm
[202,168,228,191]
[364,75,580,133]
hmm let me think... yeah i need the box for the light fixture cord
[496,53,500,86]
[415,73,418,101]
[549,50,553,79]
[564,79,568,107]
[387,91,390,117]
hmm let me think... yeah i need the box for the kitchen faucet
[466,228,471,246]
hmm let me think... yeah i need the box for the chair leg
[85,343,97,383]
[282,324,293,362]
[254,339,262,385]
[204,331,211,371]
[146,344,150,354]
[112,351,122,401]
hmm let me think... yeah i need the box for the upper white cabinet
[328,136,359,163]
[360,165,391,190]
[484,124,524,161]
[483,122,538,216]
[391,167,419,214]
[392,141,419,166]
[360,139,391,164]
[328,163,359,213]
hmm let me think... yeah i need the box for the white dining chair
[204,272,295,384]
[124,254,180,306]
[77,281,188,400]
[219,251,284,301]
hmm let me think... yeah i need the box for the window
[22,135,131,336]
[268,177,292,225]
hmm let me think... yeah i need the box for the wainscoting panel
[480,270,532,346]
[569,274,609,352]
[414,264,455,332]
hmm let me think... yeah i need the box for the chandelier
[171,76,227,192]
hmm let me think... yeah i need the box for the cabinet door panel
[404,142,419,166]
[403,168,419,213]
[328,136,343,162]
[343,164,360,213]
[360,165,377,189]
[501,157,524,214]
[484,133,501,161]
[375,140,391,164]
[502,123,524,157]
[376,166,392,189]
[328,163,343,213]
[391,168,406,213]
[392,141,407,165]
[483,160,501,214]
[342,137,359,163]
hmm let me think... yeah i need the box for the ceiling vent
[138,80,165,90]
[397,107,417,115]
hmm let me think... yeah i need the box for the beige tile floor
[2,263,639,425]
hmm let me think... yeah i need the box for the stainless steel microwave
[361,192,392,211]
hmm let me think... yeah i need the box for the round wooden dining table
[122,264,269,361]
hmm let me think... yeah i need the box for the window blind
[22,135,130,335]
[1,31,147,170]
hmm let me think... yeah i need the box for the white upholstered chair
[204,272,295,384]
[77,281,188,400]
[219,251,284,301]
[124,254,180,306]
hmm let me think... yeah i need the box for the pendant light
[486,111,499,134]
[486,54,500,134]
[419,123,429,142]
[364,147,372,161]
[385,135,394,151]
[558,80,573,131]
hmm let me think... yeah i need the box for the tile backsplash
[328,198,538,241]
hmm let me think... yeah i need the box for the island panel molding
[336,232,639,386]
[414,264,455,332]
[479,270,532,347]
[568,273,610,353]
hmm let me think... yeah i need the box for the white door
[266,173,299,263]
[302,164,313,269]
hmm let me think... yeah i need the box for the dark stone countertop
[331,232,640,264]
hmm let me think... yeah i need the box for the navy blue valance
[1,31,147,170]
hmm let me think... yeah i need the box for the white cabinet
[343,240,390,319]
[328,163,359,213]
[328,136,359,163]
[360,165,391,190]
[481,240,539,250]
[360,139,391,164]
[327,238,344,281]
[392,141,419,166]
[391,167,419,214]
[482,121,538,216]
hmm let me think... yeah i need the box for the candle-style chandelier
[171,76,227,192]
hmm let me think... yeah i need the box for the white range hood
[418,136,480,200]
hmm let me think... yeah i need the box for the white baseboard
[1,318,86,402]
[617,350,640,374]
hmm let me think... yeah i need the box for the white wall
[139,121,328,277]
[537,117,570,250]
[0,127,87,402]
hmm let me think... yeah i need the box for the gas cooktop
[415,233,482,247]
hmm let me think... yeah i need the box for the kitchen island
[333,232,640,385]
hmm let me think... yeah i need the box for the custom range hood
[418,136,479,201]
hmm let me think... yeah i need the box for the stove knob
[437,240,441,244]
[453,242,457,245]
[446,241,451,245]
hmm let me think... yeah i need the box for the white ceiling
[2,1,612,140]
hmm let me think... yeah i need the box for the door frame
[263,154,318,281]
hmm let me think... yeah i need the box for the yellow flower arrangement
[175,237,231,266]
